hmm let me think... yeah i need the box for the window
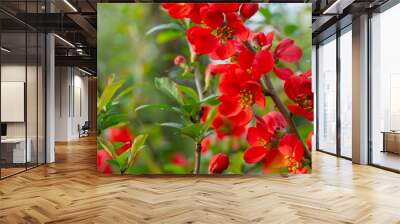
[317,36,337,154]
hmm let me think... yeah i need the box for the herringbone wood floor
[0,136,400,224]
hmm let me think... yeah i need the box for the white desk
[1,138,31,163]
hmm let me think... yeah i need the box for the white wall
[54,67,89,141]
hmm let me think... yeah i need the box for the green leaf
[114,82,143,102]
[203,106,218,131]
[284,24,299,36]
[160,122,184,129]
[107,159,122,175]
[127,134,148,168]
[178,85,199,103]
[135,104,183,115]
[180,123,204,141]
[156,30,182,44]
[145,23,183,36]
[154,77,183,104]
[163,164,187,174]
[201,95,220,105]
[97,79,125,114]
[98,136,117,160]
[259,7,272,23]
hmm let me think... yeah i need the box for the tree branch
[263,75,311,160]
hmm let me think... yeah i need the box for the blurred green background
[97,3,312,174]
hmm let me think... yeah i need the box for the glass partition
[317,36,337,154]
[0,1,46,179]
[371,4,400,171]
[339,27,352,158]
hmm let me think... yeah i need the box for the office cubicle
[0,1,46,179]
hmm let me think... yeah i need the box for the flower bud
[174,55,186,66]
[209,153,229,174]
[240,3,259,19]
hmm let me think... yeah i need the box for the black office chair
[78,121,90,138]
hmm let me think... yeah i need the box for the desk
[1,138,31,163]
[382,131,400,154]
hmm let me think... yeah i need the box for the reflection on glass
[340,29,352,158]
[371,4,400,171]
[1,31,27,177]
[318,37,337,154]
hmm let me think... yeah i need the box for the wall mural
[97,3,313,175]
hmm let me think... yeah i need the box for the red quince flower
[161,3,207,23]
[284,71,313,121]
[243,112,287,163]
[171,153,188,167]
[97,150,113,174]
[237,46,275,79]
[218,67,265,126]
[274,38,302,63]
[209,153,230,174]
[201,137,211,153]
[188,10,249,60]
[254,31,274,49]
[212,112,246,139]
[240,3,259,19]
[278,134,305,174]
[108,127,135,155]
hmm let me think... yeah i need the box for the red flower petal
[200,7,224,28]
[240,3,259,19]
[227,108,253,126]
[237,47,255,70]
[273,67,294,80]
[304,111,314,121]
[166,3,193,19]
[210,40,237,60]
[219,73,240,95]
[262,112,287,134]
[209,3,241,12]
[171,153,188,167]
[218,96,241,117]
[245,81,265,108]
[201,137,211,153]
[252,49,274,78]
[207,63,237,76]
[278,134,304,161]
[187,26,218,55]
[274,38,302,63]
[287,103,306,115]
[209,153,230,174]
[247,127,269,146]
[97,150,113,174]
[244,146,268,163]
[109,127,134,142]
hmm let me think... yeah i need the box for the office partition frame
[315,23,352,161]
[0,0,48,180]
[367,0,400,173]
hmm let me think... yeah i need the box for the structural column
[352,14,369,164]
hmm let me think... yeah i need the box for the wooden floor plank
[0,136,399,223]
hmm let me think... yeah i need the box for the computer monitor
[1,123,7,137]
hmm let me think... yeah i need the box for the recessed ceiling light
[54,34,75,48]
[63,0,78,12]
[78,67,93,76]
[1,47,11,53]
